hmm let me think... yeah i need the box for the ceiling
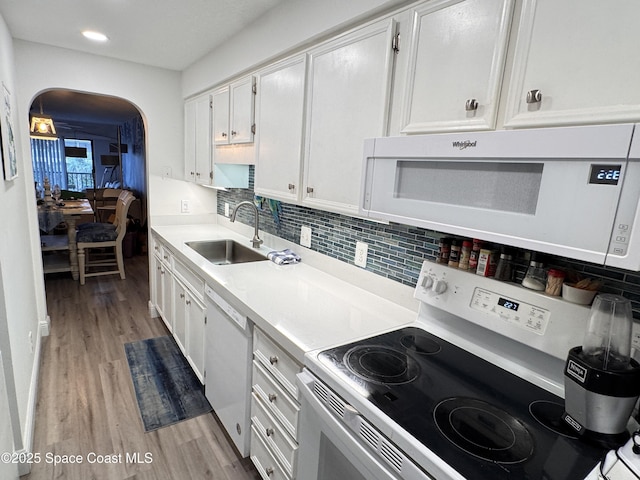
[0,0,287,71]
[2,0,287,136]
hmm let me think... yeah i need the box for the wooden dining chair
[77,190,135,285]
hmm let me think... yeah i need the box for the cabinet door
[230,76,255,144]
[213,87,230,145]
[254,55,307,203]
[303,19,396,216]
[194,95,212,184]
[504,0,640,128]
[173,280,187,355]
[401,0,513,133]
[184,99,197,181]
[186,293,206,382]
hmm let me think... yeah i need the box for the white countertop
[151,224,417,363]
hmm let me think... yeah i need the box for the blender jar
[582,294,633,370]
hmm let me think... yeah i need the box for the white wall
[0,14,43,475]
[13,41,218,224]
[182,0,411,96]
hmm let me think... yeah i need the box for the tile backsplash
[217,167,640,319]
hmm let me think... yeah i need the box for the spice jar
[476,248,497,277]
[468,239,482,271]
[458,240,472,270]
[448,240,461,268]
[494,248,514,282]
[522,253,546,291]
[437,237,452,264]
[545,269,565,296]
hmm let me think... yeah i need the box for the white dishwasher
[204,284,253,457]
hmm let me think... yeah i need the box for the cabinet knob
[190,171,195,176]
[526,89,542,104]
[269,355,278,365]
[179,293,185,299]
[307,187,314,194]
[265,467,274,476]
[268,393,277,402]
[231,130,237,137]
[221,132,227,138]
[465,98,478,111]
[186,300,191,306]
[266,427,274,437]
[196,172,201,177]
[288,183,295,191]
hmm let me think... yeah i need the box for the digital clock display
[589,164,622,185]
[498,297,519,311]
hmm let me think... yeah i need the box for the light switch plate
[224,202,230,217]
[300,226,312,248]
[181,199,190,213]
[355,241,368,268]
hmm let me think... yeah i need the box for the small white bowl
[562,283,598,305]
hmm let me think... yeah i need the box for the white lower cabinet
[250,328,301,479]
[150,234,206,383]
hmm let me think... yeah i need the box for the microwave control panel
[470,288,550,336]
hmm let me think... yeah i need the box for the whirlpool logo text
[452,140,477,150]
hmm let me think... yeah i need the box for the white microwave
[360,123,640,270]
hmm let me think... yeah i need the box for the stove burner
[400,333,442,355]
[529,400,578,439]
[434,397,534,464]
[344,346,419,385]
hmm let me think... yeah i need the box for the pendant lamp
[30,99,57,140]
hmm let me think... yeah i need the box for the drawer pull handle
[265,467,274,476]
[266,427,274,437]
[269,355,278,365]
[268,393,277,402]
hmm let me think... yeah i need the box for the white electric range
[296,261,626,479]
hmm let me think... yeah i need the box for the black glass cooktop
[318,327,605,480]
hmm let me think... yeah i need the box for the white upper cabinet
[184,93,212,184]
[213,76,256,145]
[254,55,307,203]
[504,0,640,128]
[303,18,397,216]
[401,0,514,134]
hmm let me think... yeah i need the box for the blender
[563,294,640,448]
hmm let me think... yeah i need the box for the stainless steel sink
[186,239,267,265]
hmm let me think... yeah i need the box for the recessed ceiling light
[82,30,109,42]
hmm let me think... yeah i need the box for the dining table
[39,199,94,280]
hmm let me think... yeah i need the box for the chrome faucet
[230,201,263,248]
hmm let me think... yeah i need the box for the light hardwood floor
[24,253,261,480]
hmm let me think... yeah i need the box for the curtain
[31,138,66,189]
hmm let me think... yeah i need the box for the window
[32,138,95,193]
[64,139,94,192]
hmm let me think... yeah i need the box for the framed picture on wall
[2,82,17,180]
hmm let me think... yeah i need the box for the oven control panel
[470,288,550,335]
[414,261,592,362]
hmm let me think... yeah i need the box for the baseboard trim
[148,300,159,318]
[17,316,47,476]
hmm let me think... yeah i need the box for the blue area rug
[124,336,212,432]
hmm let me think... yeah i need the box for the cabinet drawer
[252,361,299,439]
[254,329,301,399]
[251,393,297,476]
[250,424,289,480]
[173,256,204,301]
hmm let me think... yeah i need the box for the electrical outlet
[181,199,190,214]
[224,202,230,217]
[300,226,312,248]
[355,241,368,268]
